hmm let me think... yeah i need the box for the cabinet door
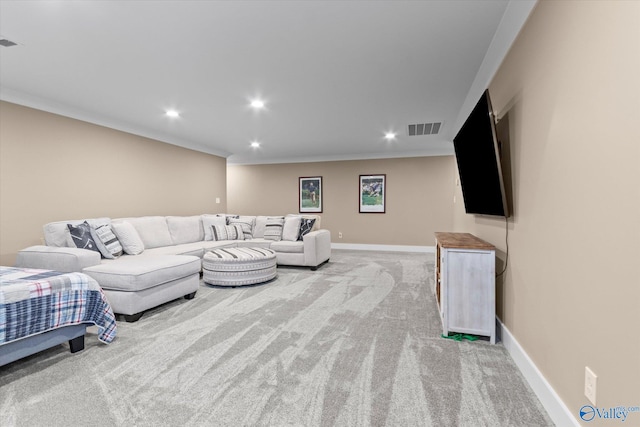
[446,249,494,335]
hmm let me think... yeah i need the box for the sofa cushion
[264,217,284,241]
[67,221,102,254]
[269,240,304,254]
[227,216,255,239]
[282,216,302,241]
[236,239,273,249]
[83,255,201,292]
[201,240,238,252]
[141,243,204,258]
[119,216,173,249]
[167,216,204,245]
[16,245,101,273]
[202,214,227,241]
[112,221,145,255]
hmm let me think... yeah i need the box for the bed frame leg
[184,291,197,300]
[69,335,85,353]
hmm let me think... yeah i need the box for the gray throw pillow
[263,217,284,241]
[67,221,101,254]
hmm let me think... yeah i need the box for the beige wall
[228,156,456,247]
[0,101,227,265]
[453,1,640,425]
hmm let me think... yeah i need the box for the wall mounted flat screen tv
[453,89,509,217]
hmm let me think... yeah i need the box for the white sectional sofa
[16,214,331,321]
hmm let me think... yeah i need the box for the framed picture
[359,174,386,213]
[299,176,322,213]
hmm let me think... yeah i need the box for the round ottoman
[203,247,277,287]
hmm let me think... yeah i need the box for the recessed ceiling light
[384,132,397,141]
[165,110,180,118]
[251,141,261,148]
[250,99,265,109]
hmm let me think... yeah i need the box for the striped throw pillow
[91,223,123,259]
[263,217,285,241]
[227,216,255,239]
[212,224,245,241]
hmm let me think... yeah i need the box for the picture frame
[359,174,386,213]
[299,176,322,213]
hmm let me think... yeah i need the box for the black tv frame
[453,89,510,217]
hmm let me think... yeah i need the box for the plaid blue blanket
[0,267,117,344]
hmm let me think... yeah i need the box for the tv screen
[453,89,509,217]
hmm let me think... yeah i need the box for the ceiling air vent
[408,122,442,136]
[0,38,18,47]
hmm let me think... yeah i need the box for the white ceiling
[0,0,536,165]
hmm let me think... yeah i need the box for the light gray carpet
[0,250,553,426]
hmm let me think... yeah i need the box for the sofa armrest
[15,246,102,273]
[302,229,331,267]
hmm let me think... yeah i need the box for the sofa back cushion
[167,216,204,245]
[43,217,111,247]
[114,216,172,249]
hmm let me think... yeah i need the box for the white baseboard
[331,243,435,253]
[497,318,579,427]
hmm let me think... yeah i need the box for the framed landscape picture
[359,174,386,213]
[299,176,322,213]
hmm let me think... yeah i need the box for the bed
[0,266,117,366]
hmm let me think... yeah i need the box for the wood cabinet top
[434,232,495,250]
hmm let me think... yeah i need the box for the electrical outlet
[338,232,343,239]
[215,197,220,204]
[585,366,597,405]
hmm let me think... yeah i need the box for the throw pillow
[263,216,285,241]
[67,221,101,254]
[227,216,255,239]
[282,216,302,241]
[111,221,145,255]
[297,218,316,241]
[211,224,245,241]
[202,214,227,241]
[253,216,268,238]
[225,214,240,224]
[90,223,123,259]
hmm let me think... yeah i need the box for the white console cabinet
[434,232,496,344]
